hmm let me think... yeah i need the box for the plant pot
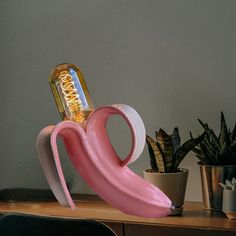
[143,168,188,215]
[199,163,236,210]
[222,189,236,219]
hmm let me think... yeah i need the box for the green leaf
[192,146,201,155]
[230,152,236,165]
[190,131,194,139]
[215,152,224,164]
[231,122,236,142]
[219,112,230,147]
[231,141,236,152]
[190,132,201,155]
[205,132,220,154]
[198,119,221,150]
[146,135,158,171]
[202,139,217,164]
[172,127,181,153]
[195,154,210,165]
[199,142,210,163]
[172,133,205,171]
[156,129,173,172]
[198,119,209,130]
[156,129,170,143]
[220,143,236,165]
[146,135,165,172]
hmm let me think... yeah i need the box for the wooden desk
[0,195,235,236]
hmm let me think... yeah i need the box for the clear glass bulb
[49,63,94,123]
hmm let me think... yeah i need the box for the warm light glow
[49,63,94,123]
[58,70,83,114]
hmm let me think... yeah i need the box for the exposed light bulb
[49,63,94,123]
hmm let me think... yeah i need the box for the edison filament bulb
[49,63,94,123]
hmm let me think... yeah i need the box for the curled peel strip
[37,104,172,217]
[36,125,75,209]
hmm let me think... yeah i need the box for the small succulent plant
[220,178,236,191]
[146,127,205,173]
[191,112,236,165]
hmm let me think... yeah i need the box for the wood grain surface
[0,194,235,236]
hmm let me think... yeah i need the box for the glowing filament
[49,63,94,123]
[59,70,82,115]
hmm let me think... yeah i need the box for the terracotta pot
[143,168,188,215]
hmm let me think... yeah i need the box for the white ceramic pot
[222,189,236,219]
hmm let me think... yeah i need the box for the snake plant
[146,128,205,173]
[192,112,236,165]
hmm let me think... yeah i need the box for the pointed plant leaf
[196,154,210,165]
[197,119,209,133]
[220,143,232,164]
[200,140,218,165]
[230,151,236,165]
[205,132,220,153]
[203,138,218,164]
[215,152,223,165]
[192,146,201,155]
[146,135,165,172]
[190,132,203,159]
[231,141,236,152]
[198,119,221,150]
[190,131,194,139]
[221,111,226,124]
[156,129,170,143]
[231,122,236,142]
[219,111,230,147]
[220,143,236,165]
[172,127,181,153]
[199,142,210,163]
[173,133,205,171]
[209,129,221,150]
[155,131,158,141]
[156,129,173,172]
[146,135,158,171]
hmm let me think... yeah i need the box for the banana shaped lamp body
[36,104,172,217]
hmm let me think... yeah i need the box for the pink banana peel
[36,104,172,217]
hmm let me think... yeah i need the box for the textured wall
[1,0,236,201]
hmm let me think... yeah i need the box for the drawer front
[102,221,123,236]
[124,223,236,236]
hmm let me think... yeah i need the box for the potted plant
[144,127,204,215]
[220,178,236,219]
[191,112,236,210]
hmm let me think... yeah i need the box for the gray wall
[1,0,236,201]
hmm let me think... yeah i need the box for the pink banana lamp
[36,63,172,217]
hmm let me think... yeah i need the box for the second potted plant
[191,112,236,210]
[144,127,204,215]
